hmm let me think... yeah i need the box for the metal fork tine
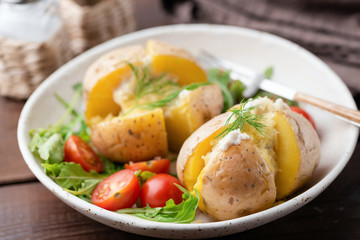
[197,53,222,70]
[198,50,265,98]
[198,50,254,78]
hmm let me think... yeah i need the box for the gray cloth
[164,0,360,94]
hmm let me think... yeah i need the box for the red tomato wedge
[91,169,140,211]
[125,159,171,174]
[140,174,183,208]
[290,106,316,130]
[64,135,103,172]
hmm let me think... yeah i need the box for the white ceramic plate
[17,24,358,239]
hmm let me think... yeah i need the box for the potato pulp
[273,112,301,199]
[151,55,207,86]
[85,65,133,126]
[164,98,198,152]
[146,40,207,86]
[165,84,223,152]
[183,129,223,192]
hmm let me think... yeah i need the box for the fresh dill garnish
[216,100,266,139]
[127,63,179,103]
[138,82,211,110]
[122,63,210,116]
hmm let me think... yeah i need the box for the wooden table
[1,1,360,239]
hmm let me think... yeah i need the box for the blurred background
[1,0,359,99]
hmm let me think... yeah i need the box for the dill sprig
[122,64,210,116]
[216,100,266,139]
[139,82,211,110]
[127,63,179,103]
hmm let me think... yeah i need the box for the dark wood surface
[1,0,360,239]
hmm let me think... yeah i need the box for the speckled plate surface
[18,24,358,239]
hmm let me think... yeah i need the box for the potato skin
[177,111,231,183]
[177,103,321,220]
[187,83,223,125]
[91,108,168,163]
[201,140,276,221]
[83,45,146,102]
[165,83,223,152]
[283,110,321,191]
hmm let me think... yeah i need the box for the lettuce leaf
[208,68,246,112]
[42,162,106,199]
[117,185,199,223]
[29,83,88,163]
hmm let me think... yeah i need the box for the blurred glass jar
[0,0,73,99]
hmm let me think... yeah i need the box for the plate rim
[17,23,359,238]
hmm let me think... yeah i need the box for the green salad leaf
[29,130,64,164]
[208,68,246,112]
[263,66,274,79]
[117,185,199,223]
[42,162,107,200]
[100,155,124,175]
[37,133,64,163]
[29,83,89,163]
[208,68,234,111]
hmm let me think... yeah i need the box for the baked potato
[177,97,321,220]
[83,40,223,162]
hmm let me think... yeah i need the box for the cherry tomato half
[91,169,140,211]
[140,174,183,208]
[125,159,171,174]
[64,135,103,172]
[290,106,316,130]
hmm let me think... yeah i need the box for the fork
[198,50,360,127]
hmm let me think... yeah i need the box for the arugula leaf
[66,179,101,196]
[42,162,106,197]
[29,130,64,163]
[229,80,246,103]
[54,86,91,142]
[37,133,64,163]
[208,68,234,111]
[29,83,92,164]
[208,68,231,86]
[117,185,199,223]
[100,155,124,175]
[264,66,274,79]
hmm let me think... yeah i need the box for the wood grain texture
[0,97,35,184]
[0,182,145,240]
[0,143,359,239]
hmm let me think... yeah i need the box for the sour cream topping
[179,89,191,99]
[218,129,250,152]
[273,98,290,111]
[244,97,290,114]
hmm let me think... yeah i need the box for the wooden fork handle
[294,92,360,125]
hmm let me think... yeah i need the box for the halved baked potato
[177,97,321,220]
[83,40,223,162]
